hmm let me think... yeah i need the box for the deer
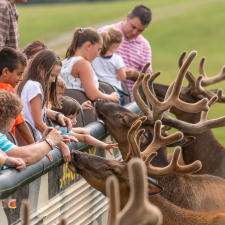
[95,51,225,178]
[69,118,225,212]
[141,51,225,178]
[106,158,163,225]
[70,119,225,225]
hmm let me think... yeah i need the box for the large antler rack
[134,51,209,122]
[134,51,225,134]
[127,119,202,176]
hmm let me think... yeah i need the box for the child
[60,27,120,103]
[92,27,126,105]
[0,47,35,145]
[17,50,73,162]
[55,75,92,114]
[0,90,63,167]
[23,40,48,61]
[52,96,118,154]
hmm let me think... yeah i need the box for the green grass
[17,0,225,143]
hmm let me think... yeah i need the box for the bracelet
[55,112,63,124]
[43,138,55,150]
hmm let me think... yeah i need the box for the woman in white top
[60,27,120,103]
[17,50,73,162]
[92,27,126,105]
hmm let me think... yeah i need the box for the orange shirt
[0,82,25,135]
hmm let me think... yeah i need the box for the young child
[0,90,63,167]
[17,49,73,162]
[55,75,92,115]
[23,40,48,61]
[60,27,120,103]
[52,96,118,155]
[0,47,35,145]
[92,27,126,105]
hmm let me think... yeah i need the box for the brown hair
[100,27,123,57]
[65,27,102,59]
[52,96,81,117]
[17,49,61,108]
[0,91,22,129]
[130,5,152,25]
[0,47,26,75]
[23,40,48,59]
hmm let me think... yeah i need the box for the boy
[0,47,35,144]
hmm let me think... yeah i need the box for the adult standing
[98,5,152,101]
[0,0,27,50]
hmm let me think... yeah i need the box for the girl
[17,50,73,162]
[60,27,120,103]
[52,96,118,154]
[92,27,126,105]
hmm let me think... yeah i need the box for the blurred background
[17,0,225,142]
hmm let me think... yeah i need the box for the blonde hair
[100,27,123,57]
[57,76,66,90]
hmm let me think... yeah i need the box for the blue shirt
[52,124,73,136]
[0,133,16,152]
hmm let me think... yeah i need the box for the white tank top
[60,56,99,92]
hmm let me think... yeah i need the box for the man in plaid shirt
[0,0,27,50]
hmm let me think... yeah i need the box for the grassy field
[17,0,225,143]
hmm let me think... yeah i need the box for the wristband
[55,112,63,124]
[43,138,55,150]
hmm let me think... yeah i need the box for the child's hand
[58,142,71,162]
[5,157,26,170]
[82,101,92,110]
[103,142,118,155]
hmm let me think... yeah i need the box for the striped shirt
[0,0,19,50]
[99,21,152,101]
[0,133,16,153]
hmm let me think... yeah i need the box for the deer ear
[147,177,163,195]
[181,136,196,147]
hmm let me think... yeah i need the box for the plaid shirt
[0,0,19,50]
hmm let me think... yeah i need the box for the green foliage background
[18,0,225,142]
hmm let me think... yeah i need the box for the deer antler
[22,200,29,225]
[146,147,202,176]
[199,57,225,86]
[125,117,146,161]
[60,219,67,225]
[117,158,163,225]
[179,52,225,102]
[106,175,120,225]
[141,120,183,160]
[135,51,209,122]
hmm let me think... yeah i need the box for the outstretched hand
[82,100,93,110]
[103,142,118,155]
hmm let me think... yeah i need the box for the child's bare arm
[71,133,118,154]
[72,127,90,135]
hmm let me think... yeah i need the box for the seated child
[92,27,126,105]
[52,96,118,154]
